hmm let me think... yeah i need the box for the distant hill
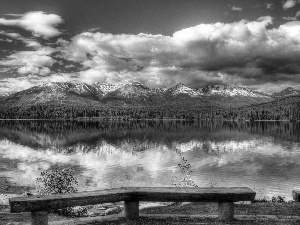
[222,95,300,121]
[271,87,300,99]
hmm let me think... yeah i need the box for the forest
[0,95,299,121]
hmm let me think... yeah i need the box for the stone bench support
[124,200,139,219]
[31,211,48,225]
[218,201,234,221]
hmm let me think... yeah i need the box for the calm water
[0,120,300,200]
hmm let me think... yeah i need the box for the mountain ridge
[0,82,300,121]
[0,81,275,97]
[0,82,299,109]
[271,87,300,99]
[2,82,298,98]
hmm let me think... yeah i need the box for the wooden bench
[9,187,256,225]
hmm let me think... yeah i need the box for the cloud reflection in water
[1,134,300,200]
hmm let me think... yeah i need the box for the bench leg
[124,200,139,219]
[218,202,234,221]
[31,211,48,225]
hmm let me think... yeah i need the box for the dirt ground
[2,201,300,225]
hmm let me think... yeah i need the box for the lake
[0,120,300,201]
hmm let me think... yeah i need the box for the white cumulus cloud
[0,31,42,48]
[282,0,299,9]
[230,6,243,11]
[0,11,63,39]
[0,47,56,76]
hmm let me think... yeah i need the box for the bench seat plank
[10,188,132,213]
[10,187,255,213]
[128,187,255,202]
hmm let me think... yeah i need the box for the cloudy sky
[0,0,300,94]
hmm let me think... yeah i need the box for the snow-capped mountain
[21,82,96,94]
[271,87,300,99]
[40,82,73,92]
[201,85,271,98]
[15,82,98,98]
[165,84,272,99]
[1,82,276,99]
[93,82,125,95]
[166,83,203,97]
[0,93,12,98]
[2,81,295,108]
[108,82,151,98]
[70,83,98,95]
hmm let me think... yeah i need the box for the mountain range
[0,82,299,108]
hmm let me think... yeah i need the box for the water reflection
[0,120,300,200]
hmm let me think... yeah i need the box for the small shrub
[36,167,78,195]
[254,195,286,203]
[36,167,88,217]
[271,195,285,203]
[173,149,198,188]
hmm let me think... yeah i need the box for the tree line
[0,96,299,121]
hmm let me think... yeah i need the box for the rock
[21,192,33,197]
[100,206,122,216]
[93,204,106,210]
[70,206,90,217]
